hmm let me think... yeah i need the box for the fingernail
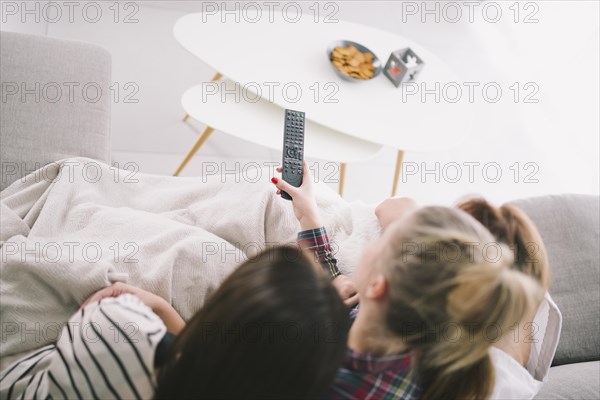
[271,177,278,184]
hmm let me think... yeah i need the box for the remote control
[281,109,305,200]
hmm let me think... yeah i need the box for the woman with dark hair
[0,246,350,400]
[155,246,350,399]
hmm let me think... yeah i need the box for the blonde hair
[381,206,543,400]
[457,197,550,289]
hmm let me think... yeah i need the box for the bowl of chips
[326,40,382,81]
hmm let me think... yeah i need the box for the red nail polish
[271,177,278,184]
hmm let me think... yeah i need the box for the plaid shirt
[297,226,342,279]
[324,348,420,400]
[298,227,421,400]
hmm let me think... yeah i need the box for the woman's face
[353,237,383,294]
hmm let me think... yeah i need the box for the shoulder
[325,349,420,400]
[72,293,168,368]
[50,294,167,399]
[0,295,168,400]
[0,345,56,400]
[490,347,541,399]
[83,293,167,340]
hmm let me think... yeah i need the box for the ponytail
[382,206,543,400]
[500,204,550,288]
[420,355,494,400]
[457,197,550,289]
[419,255,543,399]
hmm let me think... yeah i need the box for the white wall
[0,0,48,34]
[2,1,598,206]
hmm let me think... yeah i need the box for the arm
[297,226,342,279]
[375,197,419,230]
[271,163,359,306]
[81,282,186,335]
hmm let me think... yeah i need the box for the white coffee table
[178,79,382,173]
[173,10,473,195]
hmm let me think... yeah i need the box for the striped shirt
[0,294,166,400]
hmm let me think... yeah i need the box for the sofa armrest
[508,194,600,366]
[0,32,112,191]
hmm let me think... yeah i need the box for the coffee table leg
[182,72,223,122]
[173,126,215,176]
[339,163,347,197]
[391,150,405,196]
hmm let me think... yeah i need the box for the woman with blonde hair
[373,195,561,398]
[272,168,544,399]
[456,198,561,399]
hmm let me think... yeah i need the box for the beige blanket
[0,158,380,357]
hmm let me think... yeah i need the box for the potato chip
[330,44,377,80]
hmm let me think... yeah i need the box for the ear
[365,273,388,299]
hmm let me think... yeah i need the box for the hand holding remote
[271,161,321,231]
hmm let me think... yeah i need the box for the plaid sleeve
[297,227,341,279]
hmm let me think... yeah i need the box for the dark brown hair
[457,198,550,289]
[155,246,349,400]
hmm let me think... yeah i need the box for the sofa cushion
[534,361,600,399]
[0,32,111,191]
[508,195,600,366]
